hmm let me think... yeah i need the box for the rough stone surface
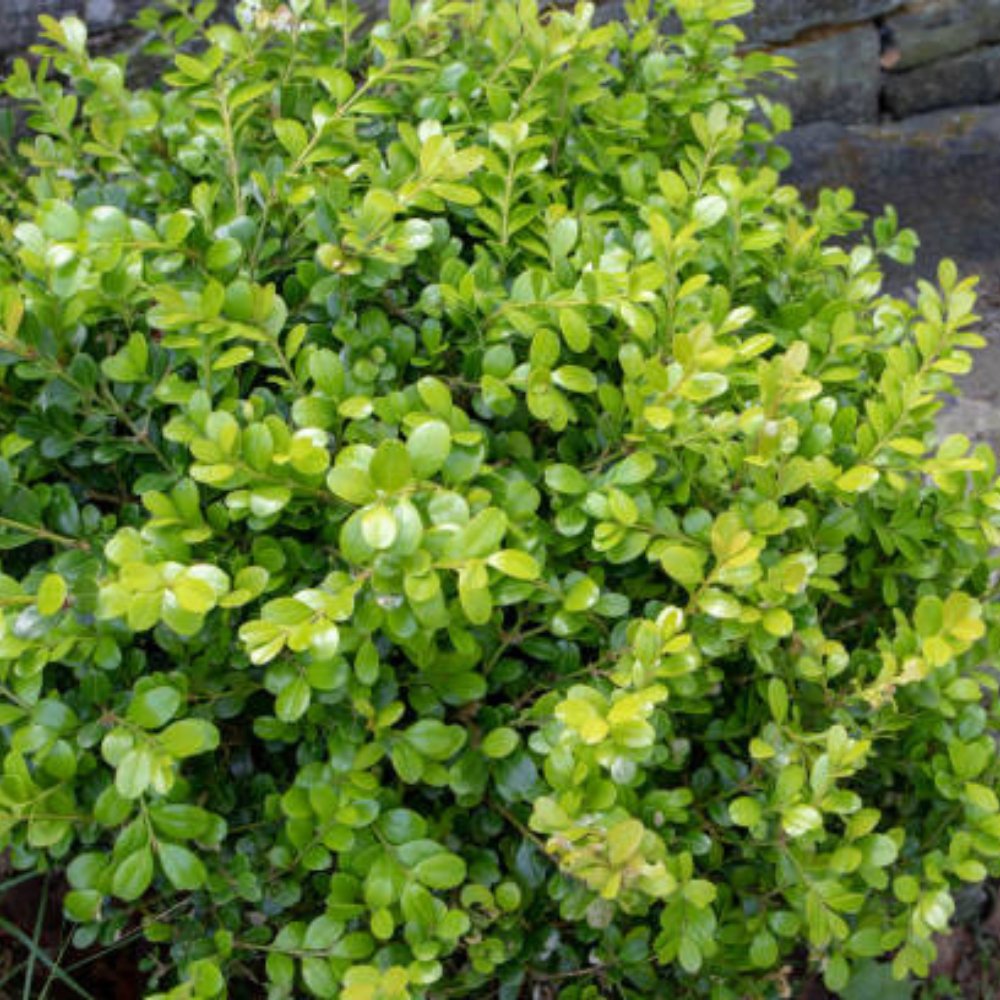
[0,0,147,56]
[884,44,1000,117]
[922,282,1000,451]
[781,105,1000,449]
[590,0,902,42]
[591,0,626,25]
[782,105,1000,280]
[740,0,903,43]
[885,0,1000,70]
[766,23,882,124]
[933,269,1000,453]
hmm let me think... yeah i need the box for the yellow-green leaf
[37,574,68,616]
[836,465,879,493]
[486,549,541,581]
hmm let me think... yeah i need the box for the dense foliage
[0,0,998,996]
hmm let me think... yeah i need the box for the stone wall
[594,1,1000,124]
[1,0,148,58]
[759,0,1000,125]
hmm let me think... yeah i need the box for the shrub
[0,0,997,997]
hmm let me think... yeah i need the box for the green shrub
[0,0,997,996]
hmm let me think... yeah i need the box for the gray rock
[590,0,902,43]
[738,0,903,44]
[1,1,70,55]
[766,23,882,124]
[884,0,1000,71]
[937,392,1000,455]
[884,44,1000,117]
[782,106,1000,452]
[781,105,1000,285]
[592,0,626,25]
[0,0,148,56]
[934,275,1000,453]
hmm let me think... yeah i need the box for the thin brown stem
[0,516,88,549]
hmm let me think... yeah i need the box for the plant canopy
[0,1,998,997]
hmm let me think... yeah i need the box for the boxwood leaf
[112,847,154,902]
[413,852,467,890]
[159,842,207,891]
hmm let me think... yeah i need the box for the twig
[0,516,88,550]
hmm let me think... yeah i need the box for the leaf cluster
[0,1,996,998]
